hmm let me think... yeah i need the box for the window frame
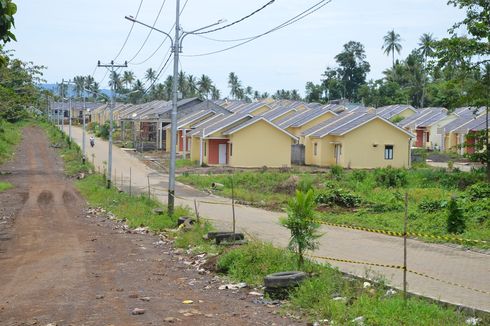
[384,145,394,160]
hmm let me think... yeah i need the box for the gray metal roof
[377,104,416,119]
[399,107,446,128]
[283,107,336,128]
[454,113,489,133]
[261,106,297,121]
[203,112,253,137]
[187,113,228,137]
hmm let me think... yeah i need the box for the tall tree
[418,33,436,107]
[108,71,122,92]
[333,41,371,101]
[382,29,403,68]
[178,71,187,98]
[197,74,212,99]
[186,74,197,97]
[211,86,220,100]
[228,72,242,99]
[122,70,135,90]
[73,75,85,98]
[145,68,157,84]
[0,0,16,44]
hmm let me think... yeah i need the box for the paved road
[71,126,490,312]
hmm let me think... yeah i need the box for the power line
[130,0,190,66]
[193,0,276,35]
[127,0,168,63]
[183,0,332,57]
[113,0,145,61]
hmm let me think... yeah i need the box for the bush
[351,169,368,182]
[330,165,343,180]
[374,167,407,188]
[446,197,465,234]
[297,175,315,193]
[418,199,448,213]
[315,189,361,208]
[466,182,490,201]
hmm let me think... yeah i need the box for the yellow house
[376,104,417,121]
[277,107,337,142]
[303,112,414,169]
[189,115,297,168]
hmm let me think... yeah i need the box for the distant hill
[37,84,111,97]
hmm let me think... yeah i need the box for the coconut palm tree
[84,75,94,97]
[89,82,100,100]
[211,86,220,100]
[382,29,402,69]
[197,74,213,99]
[145,68,157,84]
[109,71,123,92]
[163,75,173,100]
[178,71,187,98]
[73,75,85,98]
[122,70,135,90]
[228,72,242,99]
[418,33,435,108]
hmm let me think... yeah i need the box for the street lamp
[125,10,224,215]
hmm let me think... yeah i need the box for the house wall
[305,118,410,168]
[251,105,271,116]
[208,139,229,165]
[341,118,411,168]
[430,115,457,150]
[190,137,201,162]
[228,120,292,168]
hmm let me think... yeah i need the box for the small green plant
[447,160,454,170]
[330,165,343,180]
[418,199,448,213]
[0,181,13,192]
[351,169,367,182]
[374,167,408,188]
[281,190,321,268]
[446,197,465,234]
[466,182,490,201]
[297,174,314,192]
[315,189,361,208]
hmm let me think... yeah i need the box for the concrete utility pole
[97,60,128,189]
[82,95,86,164]
[126,2,224,215]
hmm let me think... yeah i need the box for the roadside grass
[39,121,190,231]
[211,241,473,325]
[178,168,489,247]
[0,181,13,192]
[0,120,23,164]
[176,159,199,169]
[173,221,220,254]
[76,174,185,230]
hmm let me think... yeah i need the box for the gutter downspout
[183,128,187,159]
[200,128,205,166]
[408,138,412,168]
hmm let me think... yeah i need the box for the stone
[131,308,146,315]
[95,294,104,299]
[352,316,365,325]
[140,297,151,302]
[362,282,371,289]
[163,317,179,323]
[129,294,139,298]
[465,317,481,325]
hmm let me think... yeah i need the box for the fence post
[147,175,151,198]
[403,192,408,301]
[129,167,132,197]
[194,199,200,223]
[231,176,236,234]
[121,172,123,190]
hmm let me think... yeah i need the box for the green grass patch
[178,168,489,247]
[173,221,220,254]
[176,159,199,169]
[0,120,23,164]
[215,241,476,325]
[75,174,187,231]
[0,181,13,192]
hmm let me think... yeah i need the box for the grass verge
[0,181,13,192]
[0,120,24,164]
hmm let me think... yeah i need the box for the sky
[9,0,465,97]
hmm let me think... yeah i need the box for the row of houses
[50,98,488,169]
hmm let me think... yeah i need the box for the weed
[0,181,13,192]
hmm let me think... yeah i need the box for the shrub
[351,169,368,182]
[315,189,361,208]
[297,174,315,193]
[282,190,321,268]
[466,182,490,201]
[446,197,465,234]
[330,165,344,180]
[374,167,407,188]
[418,199,448,213]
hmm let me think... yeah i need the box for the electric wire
[113,0,145,61]
[130,0,190,66]
[143,52,173,94]
[127,0,168,63]
[183,0,332,57]
[193,0,276,35]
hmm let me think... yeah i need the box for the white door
[334,144,342,165]
[218,144,227,164]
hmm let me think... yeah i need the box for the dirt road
[70,126,490,312]
[0,126,300,325]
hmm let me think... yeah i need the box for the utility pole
[97,60,128,189]
[82,95,86,164]
[126,3,224,215]
[167,0,181,215]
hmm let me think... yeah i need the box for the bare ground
[0,126,301,326]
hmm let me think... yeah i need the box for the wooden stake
[231,176,236,234]
[129,167,132,197]
[403,191,408,301]
[194,199,200,223]
[147,175,151,198]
